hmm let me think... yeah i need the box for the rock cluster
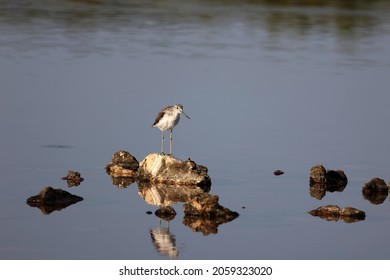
[309,205,365,223]
[105,151,238,234]
[309,164,348,199]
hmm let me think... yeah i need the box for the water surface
[1,0,390,259]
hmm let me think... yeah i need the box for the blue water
[1,0,390,259]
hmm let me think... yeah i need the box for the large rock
[308,205,365,223]
[105,150,139,177]
[136,153,211,188]
[26,186,83,214]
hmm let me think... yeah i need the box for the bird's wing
[152,110,166,127]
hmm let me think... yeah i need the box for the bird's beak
[183,111,190,119]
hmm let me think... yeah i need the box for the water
[1,0,390,259]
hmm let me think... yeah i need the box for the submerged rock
[61,170,84,187]
[308,205,365,223]
[309,164,348,199]
[26,186,83,214]
[136,153,211,189]
[155,206,177,221]
[362,178,389,204]
[105,150,139,177]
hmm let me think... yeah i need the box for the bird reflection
[150,222,179,259]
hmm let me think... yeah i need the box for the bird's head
[175,104,190,119]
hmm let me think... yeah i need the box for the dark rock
[326,170,347,192]
[362,178,389,204]
[274,170,284,176]
[26,186,83,214]
[362,177,388,193]
[61,170,84,187]
[105,150,139,177]
[340,207,366,220]
[308,205,365,223]
[136,153,211,189]
[155,206,176,221]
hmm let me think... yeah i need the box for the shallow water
[1,0,390,259]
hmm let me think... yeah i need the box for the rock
[155,206,176,221]
[308,205,365,223]
[136,153,211,188]
[61,170,84,187]
[362,178,389,204]
[26,186,83,214]
[309,164,348,199]
[183,193,239,220]
[309,205,341,218]
[274,170,284,176]
[105,150,139,177]
[340,207,366,220]
[325,170,347,192]
[362,178,388,193]
[310,164,327,184]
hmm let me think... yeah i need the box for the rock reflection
[150,224,179,259]
[138,182,238,235]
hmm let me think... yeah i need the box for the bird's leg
[161,131,165,155]
[169,128,173,156]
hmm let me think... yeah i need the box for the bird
[152,104,190,155]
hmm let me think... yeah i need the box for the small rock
[61,170,84,187]
[310,164,327,184]
[362,178,388,193]
[274,170,284,176]
[362,178,388,204]
[155,206,176,221]
[105,150,139,177]
[325,170,347,192]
